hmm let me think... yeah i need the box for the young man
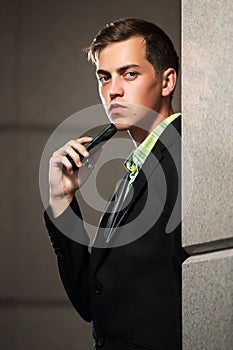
[44,18,188,349]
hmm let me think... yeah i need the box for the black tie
[103,175,130,242]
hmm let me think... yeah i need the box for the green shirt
[124,113,181,189]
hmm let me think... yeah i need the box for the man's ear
[161,68,177,97]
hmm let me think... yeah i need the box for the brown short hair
[85,17,179,78]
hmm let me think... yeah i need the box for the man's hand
[49,136,100,217]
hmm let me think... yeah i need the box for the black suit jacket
[44,116,188,350]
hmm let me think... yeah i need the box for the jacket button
[96,337,105,347]
[95,283,103,295]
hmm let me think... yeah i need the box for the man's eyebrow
[96,69,110,76]
[117,64,140,74]
[96,64,141,76]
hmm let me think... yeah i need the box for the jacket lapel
[105,113,181,239]
[105,146,164,242]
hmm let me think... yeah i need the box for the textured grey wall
[182,0,233,349]
[0,0,181,349]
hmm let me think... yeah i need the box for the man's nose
[108,77,124,100]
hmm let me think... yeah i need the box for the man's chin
[113,122,132,131]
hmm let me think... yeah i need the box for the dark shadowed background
[0,1,180,349]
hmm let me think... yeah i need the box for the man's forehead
[96,36,147,69]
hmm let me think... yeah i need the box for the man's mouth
[109,103,127,114]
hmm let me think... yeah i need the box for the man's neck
[128,107,174,145]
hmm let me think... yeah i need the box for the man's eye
[125,71,138,80]
[99,76,110,84]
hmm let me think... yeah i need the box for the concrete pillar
[182,1,233,349]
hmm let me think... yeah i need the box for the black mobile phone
[66,123,117,171]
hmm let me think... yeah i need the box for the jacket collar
[91,116,181,275]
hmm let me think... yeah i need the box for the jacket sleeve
[43,198,92,322]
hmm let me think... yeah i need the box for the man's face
[96,36,163,131]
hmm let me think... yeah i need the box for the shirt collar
[124,113,181,177]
